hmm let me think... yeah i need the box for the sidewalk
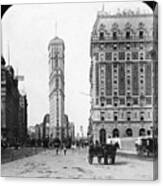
[1,147,45,164]
[117,149,155,161]
[117,149,138,158]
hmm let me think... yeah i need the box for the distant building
[48,36,65,141]
[28,126,35,139]
[63,114,69,140]
[28,114,50,141]
[18,94,28,144]
[68,122,75,142]
[34,124,41,140]
[89,8,156,143]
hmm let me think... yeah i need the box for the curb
[117,151,155,161]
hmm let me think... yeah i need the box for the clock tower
[48,36,65,141]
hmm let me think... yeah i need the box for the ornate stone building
[48,36,65,141]
[89,8,155,143]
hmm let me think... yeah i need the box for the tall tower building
[48,36,65,140]
[89,8,156,144]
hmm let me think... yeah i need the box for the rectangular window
[126,31,130,39]
[146,97,152,105]
[119,52,125,60]
[119,98,125,105]
[94,53,99,61]
[133,98,138,105]
[132,52,138,60]
[100,32,104,40]
[106,98,112,105]
[139,31,144,39]
[146,51,152,60]
[113,32,117,40]
[105,52,112,61]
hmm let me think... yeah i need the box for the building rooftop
[92,9,153,36]
[48,36,65,50]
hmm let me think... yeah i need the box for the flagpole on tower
[55,22,58,36]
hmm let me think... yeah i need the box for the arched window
[126,128,133,137]
[112,128,119,138]
[139,128,145,136]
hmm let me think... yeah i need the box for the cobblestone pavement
[1,148,154,180]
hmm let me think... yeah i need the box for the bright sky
[2,1,152,136]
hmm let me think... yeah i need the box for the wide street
[1,148,153,180]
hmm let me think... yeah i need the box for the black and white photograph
[1,0,158,181]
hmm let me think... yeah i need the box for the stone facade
[1,56,28,145]
[48,36,65,141]
[89,9,155,143]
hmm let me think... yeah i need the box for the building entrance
[112,128,120,137]
[99,129,106,144]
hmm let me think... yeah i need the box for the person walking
[63,144,67,156]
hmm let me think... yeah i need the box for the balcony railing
[91,35,153,42]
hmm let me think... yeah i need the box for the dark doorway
[139,128,145,136]
[99,129,106,145]
[112,128,120,137]
[126,128,133,137]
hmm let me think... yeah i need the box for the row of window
[94,51,151,61]
[100,110,151,122]
[1,71,6,81]
[93,43,147,51]
[99,128,150,138]
[96,97,152,106]
[99,30,145,41]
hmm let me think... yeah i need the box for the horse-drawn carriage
[88,141,119,165]
[135,136,158,157]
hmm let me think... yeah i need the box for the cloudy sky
[2,1,152,135]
